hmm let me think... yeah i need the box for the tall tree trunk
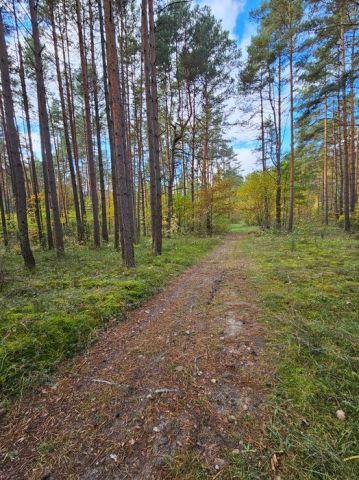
[97,0,120,248]
[89,0,108,242]
[133,56,146,237]
[340,19,351,231]
[260,70,269,228]
[142,0,162,255]
[190,85,196,230]
[349,27,356,212]
[29,0,64,253]
[75,0,100,246]
[202,82,212,235]
[103,0,135,267]
[276,55,282,230]
[288,35,295,232]
[167,130,176,237]
[323,99,328,225]
[120,12,137,243]
[50,1,84,243]
[337,98,344,216]
[0,151,8,246]
[13,5,43,245]
[332,107,339,218]
[0,12,35,268]
[62,5,86,223]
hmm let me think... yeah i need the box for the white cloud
[234,146,258,175]
[238,21,257,60]
[198,0,246,38]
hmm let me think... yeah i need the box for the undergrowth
[226,226,359,479]
[0,236,218,403]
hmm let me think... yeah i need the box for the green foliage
[236,171,276,226]
[0,236,218,402]
[236,228,359,479]
[165,171,241,235]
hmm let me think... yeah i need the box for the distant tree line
[239,0,358,231]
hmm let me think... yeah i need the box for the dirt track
[0,234,270,479]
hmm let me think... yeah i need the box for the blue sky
[199,0,265,175]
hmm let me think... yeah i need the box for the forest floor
[0,233,272,479]
[1,228,358,479]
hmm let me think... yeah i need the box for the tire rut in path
[0,234,271,480]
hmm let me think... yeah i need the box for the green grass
[0,236,218,403]
[228,222,260,234]
[226,226,359,479]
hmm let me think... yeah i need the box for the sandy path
[0,234,270,479]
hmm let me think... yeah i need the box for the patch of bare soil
[0,234,271,479]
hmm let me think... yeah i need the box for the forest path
[0,234,271,480]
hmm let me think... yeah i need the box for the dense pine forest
[0,1,358,479]
[0,0,358,265]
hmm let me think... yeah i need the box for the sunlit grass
[226,227,359,479]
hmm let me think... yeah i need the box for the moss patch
[227,227,359,479]
[0,236,218,402]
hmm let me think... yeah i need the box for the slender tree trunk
[167,130,176,237]
[259,70,269,228]
[332,107,339,218]
[276,55,282,229]
[75,0,100,246]
[323,99,328,225]
[0,143,11,216]
[190,86,196,230]
[0,151,8,246]
[288,35,295,232]
[202,82,212,235]
[97,0,120,248]
[120,13,137,243]
[337,97,344,215]
[142,0,162,255]
[89,0,108,242]
[340,20,351,231]
[50,1,84,243]
[13,6,43,245]
[61,7,86,223]
[104,0,135,266]
[0,12,35,268]
[133,56,146,237]
[349,27,356,212]
[148,0,162,253]
[29,0,64,253]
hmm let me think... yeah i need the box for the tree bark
[0,151,8,246]
[339,19,351,231]
[323,99,328,225]
[89,0,109,242]
[29,0,64,253]
[288,34,295,232]
[142,0,162,255]
[97,0,120,249]
[349,27,356,212]
[13,4,43,245]
[0,12,35,268]
[75,0,100,246]
[50,1,84,243]
[103,0,135,267]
